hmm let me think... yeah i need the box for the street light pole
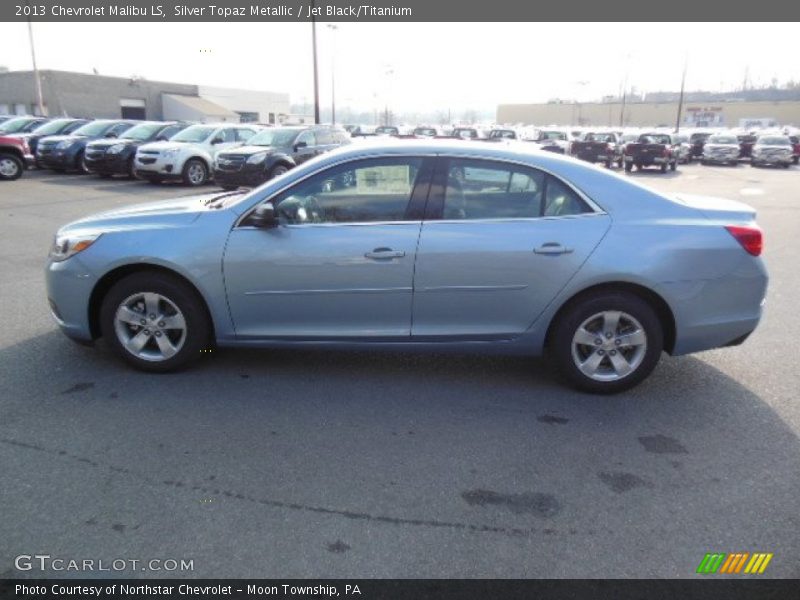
[327,24,337,125]
[311,0,320,124]
[25,0,45,116]
[675,55,688,133]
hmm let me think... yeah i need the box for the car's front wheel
[100,272,211,372]
[0,153,23,181]
[549,291,663,394]
[182,158,208,186]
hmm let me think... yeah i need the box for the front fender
[265,153,296,171]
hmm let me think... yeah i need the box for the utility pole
[326,24,337,125]
[25,0,45,115]
[311,0,320,124]
[675,55,688,133]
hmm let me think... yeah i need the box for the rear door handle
[365,248,406,259]
[534,243,573,255]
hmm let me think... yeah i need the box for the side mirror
[211,136,224,145]
[248,204,278,229]
[105,132,118,138]
[156,135,168,141]
[294,141,308,151]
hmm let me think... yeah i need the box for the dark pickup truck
[570,132,622,168]
[623,133,679,172]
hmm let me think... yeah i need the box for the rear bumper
[624,155,668,165]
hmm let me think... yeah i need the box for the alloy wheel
[113,292,187,362]
[571,310,647,382]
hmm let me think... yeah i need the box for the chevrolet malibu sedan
[45,141,768,393]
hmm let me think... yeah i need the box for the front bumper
[134,154,183,179]
[752,154,792,165]
[45,256,97,343]
[85,152,131,175]
[37,147,79,169]
[702,154,739,164]
[213,163,268,187]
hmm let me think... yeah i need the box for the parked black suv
[84,121,188,177]
[37,120,137,173]
[213,125,350,190]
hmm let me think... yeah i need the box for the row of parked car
[0,115,352,186]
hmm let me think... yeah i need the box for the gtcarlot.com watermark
[15,554,194,572]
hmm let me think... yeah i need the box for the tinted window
[236,128,256,142]
[272,158,423,224]
[443,159,545,220]
[543,177,591,217]
[442,159,590,220]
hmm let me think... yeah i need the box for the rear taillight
[725,225,762,256]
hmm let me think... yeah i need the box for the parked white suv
[134,123,259,186]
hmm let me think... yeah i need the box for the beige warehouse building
[497,100,800,129]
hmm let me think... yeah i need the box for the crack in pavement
[0,437,598,539]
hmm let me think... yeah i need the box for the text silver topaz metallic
[45,140,767,393]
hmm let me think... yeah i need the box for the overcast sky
[1,22,798,112]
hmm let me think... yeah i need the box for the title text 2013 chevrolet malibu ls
[45,141,768,393]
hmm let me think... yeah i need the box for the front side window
[109,122,134,136]
[271,158,423,225]
[296,130,316,147]
[441,159,590,220]
[236,128,256,142]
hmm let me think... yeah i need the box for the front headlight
[162,148,180,158]
[246,152,268,165]
[49,233,102,262]
[107,143,126,154]
[56,140,74,150]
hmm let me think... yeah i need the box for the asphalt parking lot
[1,163,799,579]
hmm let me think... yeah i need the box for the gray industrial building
[0,69,290,124]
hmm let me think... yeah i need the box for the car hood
[58,191,243,235]
[754,145,791,151]
[218,145,281,157]
[89,138,138,149]
[40,134,88,145]
[706,144,738,149]
[139,140,191,152]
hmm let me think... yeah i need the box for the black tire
[549,291,664,394]
[75,151,90,174]
[220,184,238,191]
[182,158,208,186]
[605,158,613,169]
[669,159,677,172]
[145,176,163,184]
[751,161,759,168]
[0,152,24,181]
[660,163,668,173]
[624,162,632,172]
[269,164,290,179]
[128,157,138,179]
[100,272,211,373]
[793,156,798,165]
[782,163,790,169]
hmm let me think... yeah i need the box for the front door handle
[365,248,406,259]
[534,243,573,255]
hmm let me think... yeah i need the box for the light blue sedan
[45,140,768,393]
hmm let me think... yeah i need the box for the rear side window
[439,159,591,220]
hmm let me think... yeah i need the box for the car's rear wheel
[660,162,668,173]
[100,272,211,372]
[550,291,663,394]
[624,162,632,172]
[182,158,208,186]
[669,159,677,171]
[0,153,23,181]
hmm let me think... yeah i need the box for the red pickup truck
[0,134,30,181]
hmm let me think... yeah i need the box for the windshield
[489,130,515,138]
[541,131,566,140]
[586,133,613,142]
[640,134,671,144]
[30,119,73,136]
[72,121,116,136]
[758,137,791,146]
[121,122,169,141]
[246,128,300,147]
[708,136,737,144]
[0,118,39,133]
[170,126,215,143]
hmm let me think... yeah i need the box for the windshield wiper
[203,190,248,208]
